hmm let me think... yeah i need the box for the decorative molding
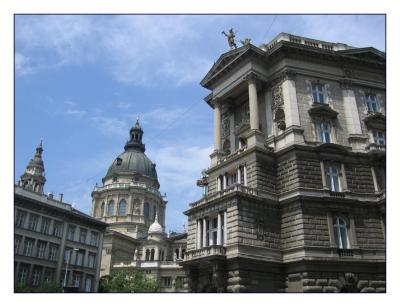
[363,112,386,130]
[308,103,338,120]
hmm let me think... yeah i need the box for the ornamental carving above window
[271,83,283,110]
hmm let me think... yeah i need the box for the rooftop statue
[240,38,252,46]
[222,28,237,49]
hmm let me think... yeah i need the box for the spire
[124,116,145,152]
[154,210,159,223]
[19,140,46,193]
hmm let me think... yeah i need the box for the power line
[262,15,278,43]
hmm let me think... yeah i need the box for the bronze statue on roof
[222,28,237,49]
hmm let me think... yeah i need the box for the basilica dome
[104,118,158,180]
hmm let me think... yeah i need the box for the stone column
[202,219,207,247]
[320,161,327,189]
[243,165,248,186]
[217,213,222,245]
[281,71,300,127]
[371,167,380,192]
[179,246,182,259]
[340,163,348,192]
[197,219,202,249]
[155,247,159,261]
[223,174,227,190]
[237,167,241,184]
[246,73,259,130]
[213,99,222,151]
[265,90,273,137]
[223,211,227,245]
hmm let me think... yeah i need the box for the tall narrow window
[100,202,105,217]
[52,221,63,237]
[85,276,93,292]
[365,93,379,113]
[207,217,218,246]
[79,228,87,244]
[16,210,26,228]
[333,217,349,249]
[325,166,341,192]
[14,235,22,254]
[48,244,58,261]
[67,225,76,241]
[32,267,41,286]
[107,200,115,217]
[312,83,325,104]
[90,231,99,246]
[40,217,51,234]
[118,199,127,216]
[28,214,39,231]
[75,251,84,266]
[373,131,385,145]
[18,265,29,284]
[24,238,34,256]
[150,249,155,261]
[144,202,150,219]
[36,241,46,258]
[317,122,331,143]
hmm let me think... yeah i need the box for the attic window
[116,158,122,166]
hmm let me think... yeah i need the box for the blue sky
[15,14,385,232]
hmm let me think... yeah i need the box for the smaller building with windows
[15,142,107,292]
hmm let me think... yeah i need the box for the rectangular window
[317,122,331,143]
[162,277,172,287]
[28,214,39,231]
[75,251,84,266]
[87,253,96,268]
[32,267,41,286]
[312,83,325,104]
[79,228,87,244]
[64,248,72,263]
[52,221,63,237]
[333,217,350,249]
[325,166,341,192]
[67,225,76,241]
[40,217,51,234]
[73,273,82,288]
[85,276,93,292]
[90,231,99,246]
[48,244,59,261]
[16,210,27,228]
[14,235,22,254]
[36,241,47,259]
[366,93,379,113]
[43,269,55,283]
[207,217,218,246]
[23,238,34,256]
[18,264,29,284]
[373,131,385,145]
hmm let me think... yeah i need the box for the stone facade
[182,32,385,293]
[14,144,107,292]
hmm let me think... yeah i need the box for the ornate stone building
[182,33,386,292]
[15,142,107,292]
[91,119,187,292]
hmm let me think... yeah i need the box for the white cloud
[15,52,35,76]
[64,109,86,118]
[90,115,129,137]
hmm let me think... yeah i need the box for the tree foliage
[99,268,159,293]
[15,281,62,293]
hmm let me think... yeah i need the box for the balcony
[185,245,226,261]
[365,143,386,156]
[189,183,258,208]
[308,103,338,119]
[363,112,385,130]
[337,249,354,257]
[219,145,248,164]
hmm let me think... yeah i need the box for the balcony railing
[337,249,354,257]
[185,245,226,261]
[220,145,248,163]
[189,183,258,208]
[93,182,161,197]
[365,143,386,153]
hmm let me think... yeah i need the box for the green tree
[99,268,159,293]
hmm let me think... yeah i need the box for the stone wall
[345,162,375,193]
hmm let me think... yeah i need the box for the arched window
[118,199,126,216]
[145,249,150,261]
[334,217,349,249]
[107,200,115,217]
[182,249,186,259]
[150,249,155,261]
[144,202,150,219]
[100,202,105,217]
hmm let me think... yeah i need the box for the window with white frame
[373,130,385,145]
[317,122,332,143]
[32,267,41,286]
[312,83,325,104]
[325,165,341,192]
[333,217,349,249]
[14,235,22,254]
[18,265,29,284]
[67,225,76,241]
[28,214,39,231]
[23,238,34,256]
[36,241,46,258]
[52,221,63,237]
[365,93,380,113]
[88,253,96,268]
[16,210,26,228]
[48,244,58,261]
[40,217,51,234]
